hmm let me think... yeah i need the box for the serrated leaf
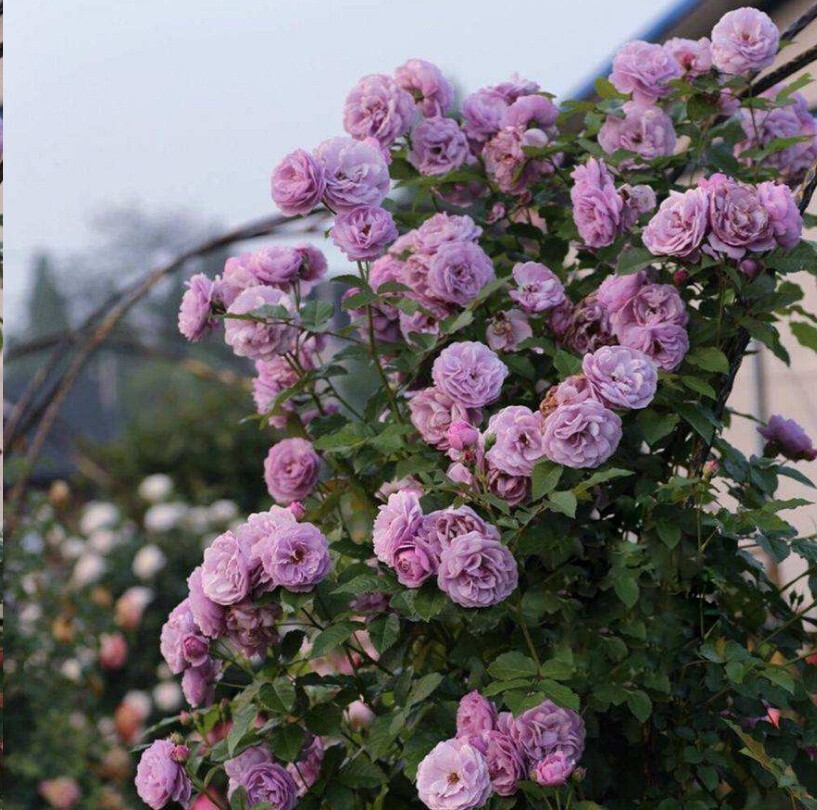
[791,321,817,352]
[407,673,443,706]
[614,575,639,608]
[310,621,359,659]
[548,490,577,518]
[616,247,655,275]
[655,518,681,549]
[531,459,562,500]
[626,689,653,722]
[488,651,538,681]
[686,347,729,374]
[367,613,400,655]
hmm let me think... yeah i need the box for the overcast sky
[5,0,677,332]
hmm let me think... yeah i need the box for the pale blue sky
[5,0,678,330]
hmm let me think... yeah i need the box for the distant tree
[26,252,71,338]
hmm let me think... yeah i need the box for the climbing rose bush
[145,8,817,808]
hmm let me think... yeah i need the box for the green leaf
[227,701,258,755]
[791,321,817,352]
[259,679,295,715]
[310,621,359,659]
[407,673,443,706]
[337,755,387,789]
[488,651,538,681]
[576,467,633,491]
[531,459,562,500]
[674,402,718,443]
[267,723,306,763]
[548,490,577,518]
[367,613,400,655]
[686,347,729,374]
[553,349,582,378]
[299,299,335,332]
[638,410,679,445]
[413,585,448,620]
[616,247,655,275]
[595,76,628,100]
[614,575,639,608]
[655,519,681,549]
[626,689,653,722]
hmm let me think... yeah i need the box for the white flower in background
[46,525,67,547]
[71,553,106,588]
[132,544,167,580]
[153,681,184,712]
[69,712,89,731]
[156,663,172,680]
[80,501,120,535]
[19,603,43,634]
[60,659,82,682]
[35,503,55,522]
[115,586,154,630]
[21,532,44,554]
[138,473,174,503]
[207,499,239,525]
[61,537,87,559]
[98,717,117,744]
[123,690,152,721]
[21,573,41,595]
[87,529,121,555]
[183,506,211,534]
[144,502,189,533]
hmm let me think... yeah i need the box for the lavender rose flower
[344,73,415,147]
[757,180,802,250]
[613,282,688,334]
[643,187,708,258]
[484,406,547,476]
[409,386,481,451]
[271,149,325,216]
[438,532,518,608]
[178,274,218,341]
[610,40,682,103]
[511,699,585,766]
[582,345,658,410]
[236,508,298,588]
[223,599,280,657]
[570,158,623,248]
[373,490,424,566]
[201,531,250,606]
[392,530,442,588]
[332,205,397,260]
[315,136,390,211]
[619,183,658,228]
[461,88,509,145]
[224,285,297,361]
[409,117,470,176]
[432,341,509,408]
[711,7,779,75]
[509,262,566,313]
[160,599,209,674]
[543,400,622,469]
[457,691,498,737]
[533,751,575,787]
[596,270,646,316]
[264,438,320,504]
[181,658,219,708]
[540,374,599,418]
[485,464,530,506]
[226,749,298,810]
[501,95,558,130]
[618,322,690,372]
[287,734,324,797]
[758,414,817,461]
[482,731,526,796]
[483,126,551,195]
[486,309,532,352]
[252,358,299,423]
[598,102,676,164]
[664,36,712,77]
[492,73,540,102]
[416,739,493,810]
[702,174,773,259]
[565,294,615,355]
[135,739,192,810]
[415,212,483,251]
[419,506,500,548]
[246,245,304,287]
[187,566,227,638]
[426,241,495,306]
[256,522,331,592]
[395,58,455,118]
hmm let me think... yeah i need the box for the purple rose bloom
[643,187,709,258]
[610,40,682,104]
[224,285,297,361]
[511,699,585,766]
[246,245,304,287]
[483,126,551,195]
[135,739,192,810]
[757,180,803,250]
[485,464,530,506]
[481,731,526,796]
[392,530,442,588]
[457,691,498,737]
[395,59,455,118]
[287,734,324,797]
[178,274,218,341]
[419,506,500,549]
[501,95,558,130]
[238,506,299,588]
[438,532,518,608]
[271,149,325,216]
[582,345,658,410]
[415,213,483,252]
[484,406,547,476]
[426,241,495,306]
[543,400,622,469]
[201,531,250,606]
[758,414,817,461]
[252,358,299,422]
[664,36,712,77]
[533,751,575,787]
[316,136,390,211]
[492,73,540,102]
[432,341,509,408]
[225,599,281,657]
[570,158,623,248]
[332,205,398,260]
[565,294,615,355]
[373,490,424,566]
[461,88,509,145]
[613,282,688,334]
[240,760,297,810]
[344,73,415,147]
[596,270,646,317]
[409,117,470,176]
[711,7,779,75]
[540,374,599,418]
[181,658,219,708]
[399,303,449,344]
[619,183,658,228]
[294,242,328,286]
[160,599,209,674]
[701,174,773,259]
[598,102,677,164]
[264,438,320,505]
[409,386,481,451]
[256,521,331,592]
[510,262,566,313]
[187,566,228,638]
[618,322,690,372]
[416,739,493,810]
[486,309,532,352]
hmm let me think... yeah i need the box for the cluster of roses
[416,691,585,809]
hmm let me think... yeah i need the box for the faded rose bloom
[344,73,415,147]
[135,739,192,810]
[613,282,689,335]
[540,375,598,418]
[418,506,500,549]
[427,240,495,306]
[40,778,81,810]
[346,699,375,731]
[702,174,774,259]
[596,270,646,317]
[438,531,518,608]
[462,88,509,145]
[373,490,424,566]
[294,242,329,287]
[757,180,803,250]
[512,699,585,767]
[501,95,558,130]
[510,262,566,313]
[416,739,493,810]
[618,322,690,372]
[610,40,682,103]
[543,400,623,469]
[256,522,331,592]
[664,37,712,77]
[395,59,455,118]
[181,659,219,708]
[415,213,483,252]
[187,566,227,639]
[457,691,498,737]
[485,463,531,506]
[486,309,532,352]
[598,102,677,164]
[160,601,209,673]
[643,187,709,258]
[432,341,509,408]
[224,286,297,361]
[549,300,574,339]
[224,600,281,657]
[287,734,324,797]
[582,345,658,410]
[392,530,442,588]
[409,117,470,176]
[565,294,615,355]
[252,357,299,423]
[409,386,482,451]
[711,7,779,75]
[619,184,658,228]
[178,274,219,341]
[533,751,575,786]
[399,303,449,344]
[570,158,623,248]
[484,406,547,476]
[483,126,553,195]
[271,149,325,216]
[758,414,817,461]
[264,438,320,504]
[315,136,390,211]
[332,205,397,260]
[201,532,250,606]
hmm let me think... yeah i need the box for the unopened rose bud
[345,699,375,732]
[179,711,193,726]
[447,420,479,451]
[170,744,190,763]
[287,501,306,520]
[739,258,763,280]
[703,460,718,479]
[49,480,71,508]
[673,268,689,285]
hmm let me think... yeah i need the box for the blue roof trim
[567,0,707,100]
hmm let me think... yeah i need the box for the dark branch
[780,2,817,41]
[752,41,817,96]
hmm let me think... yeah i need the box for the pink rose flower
[416,739,493,810]
[271,148,326,216]
[610,40,682,104]
[264,438,320,505]
[344,73,416,147]
[711,7,779,75]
